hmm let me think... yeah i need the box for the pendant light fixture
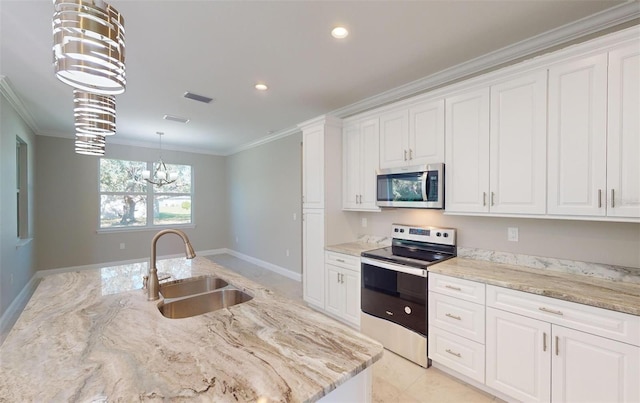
[73,90,116,137]
[52,0,125,155]
[52,0,126,95]
[142,132,178,187]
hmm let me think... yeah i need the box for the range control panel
[391,224,456,246]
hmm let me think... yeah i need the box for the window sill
[96,224,196,234]
[16,238,33,248]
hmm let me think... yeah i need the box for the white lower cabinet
[486,285,640,403]
[486,307,551,402]
[302,210,325,308]
[430,275,640,403]
[324,252,361,327]
[428,273,486,383]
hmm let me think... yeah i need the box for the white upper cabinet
[445,87,491,213]
[343,118,380,211]
[607,41,640,219]
[379,109,409,168]
[409,99,445,165]
[302,124,325,209]
[548,43,640,220]
[446,71,547,215]
[379,99,445,169]
[490,70,548,215]
[548,53,608,217]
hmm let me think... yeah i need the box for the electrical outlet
[120,243,125,250]
[361,217,368,228]
[508,227,519,242]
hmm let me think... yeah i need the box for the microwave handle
[421,173,428,202]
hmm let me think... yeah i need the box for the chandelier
[52,0,125,155]
[142,132,178,187]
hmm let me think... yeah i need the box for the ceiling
[0,0,634,155]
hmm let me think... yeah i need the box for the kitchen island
[0,257,383,402]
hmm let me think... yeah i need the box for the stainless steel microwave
[376,163,444,209]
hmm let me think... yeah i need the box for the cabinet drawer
[487,285,640,346]
[429,326,485,383]
[429,292,485,343]
[429,273,485,304]
[325,252,360,271]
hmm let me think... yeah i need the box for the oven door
[360,257,427,336]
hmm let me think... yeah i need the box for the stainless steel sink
[159,276,228,299]
[158,289,253,319]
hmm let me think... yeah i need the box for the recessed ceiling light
[255,83,268,91]
[331,26,349,39]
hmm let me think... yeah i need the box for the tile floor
[205,253,501,403]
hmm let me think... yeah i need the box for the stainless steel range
[360,224,456,367]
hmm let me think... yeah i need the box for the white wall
[0,94,37,318]
[34,136,229,270]
[349,209,640,269]
[226,133,303,275]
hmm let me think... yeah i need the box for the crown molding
[330,2,640,119]
[0,76,40,134]
[225,125,301,156]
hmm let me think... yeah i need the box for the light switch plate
[507,227,519,242]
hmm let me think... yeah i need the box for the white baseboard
[0,275,40,346]
[218,249,302,282]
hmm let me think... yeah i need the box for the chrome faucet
[147,229,196,301]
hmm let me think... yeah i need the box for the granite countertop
[429,257,640,316]
[0,257,383,402]
[325,239,387,257]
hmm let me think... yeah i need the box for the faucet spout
[148,229,196,301]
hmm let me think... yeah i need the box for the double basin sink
[157,275,252,319]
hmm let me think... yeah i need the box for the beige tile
[372,375,406,403]
[373,350,427,392]
[404,367,495,403]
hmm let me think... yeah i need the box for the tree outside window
[99,159,192,229]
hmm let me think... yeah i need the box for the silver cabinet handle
[340,273,344,284]
[445,285,462,291]
[336,258,345,263]
[491,192,495,206]
[543,332,547,352]
[483,192,487,206]
[446,349,461,358]
[598,189,602,208]
[445,313,462,321]
[555,336,559,356]
[404,150,408,161]
[539,307,563,316]
[611,189,615,208]
[337,273,340,283]
[409,149,413,160]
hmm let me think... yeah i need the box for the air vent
[163,114,190,124]
[183,92,215,104]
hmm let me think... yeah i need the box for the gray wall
[349,209,640,268]
[35,136,229,270]
[0,94,37,318]
[226,133,303,275]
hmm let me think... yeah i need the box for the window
[16,137,28,239]
[99,158,192,229]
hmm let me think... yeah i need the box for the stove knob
[404,306,412,315]
[394,228,399,232]
[436,232,441,237]
[443,233,449,238]
[400,229,404,233]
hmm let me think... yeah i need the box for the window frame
[98,158,194,232]
[16,137,29,242]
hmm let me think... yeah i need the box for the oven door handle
[361,257,428,277]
